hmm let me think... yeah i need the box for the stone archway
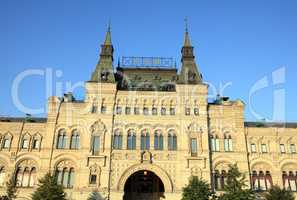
[118,163,173,193]
[123,170,165,200]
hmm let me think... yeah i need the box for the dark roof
[245,122,297,128]
[0,117,47,123]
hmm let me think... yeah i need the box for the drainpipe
[244,127,252,189]
[207,105,215,193]
[49,97,63,174]
[15,116,26,158]
[107,88,118,200]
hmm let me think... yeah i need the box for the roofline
[0,117,47,123]
[244,121,297,128]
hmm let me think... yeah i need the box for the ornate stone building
[0,26,297,200]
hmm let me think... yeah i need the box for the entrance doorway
[123,170,165,200]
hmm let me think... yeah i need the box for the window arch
[89,164,101,186]
[113,129,122,150]
[214,170,227,191]
[55,160,75,188]
[252,170,272,191]
[168,130,177,151]
[224,134,233,152]
[21,133,30,150]
[15,160,37,188]
[127,129,136,150]
[2,133,12,149]
[56,129,67,149]
[141,129,150,150]
[70,129,80,149]
[32,133,41,150]
[154,130,163,150]
[283,171,297,191]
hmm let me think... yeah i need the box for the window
[161,107,166,115]
[125,106,131,115]
[16,165,37,188]
[101,105,107,114]
[141,130,150,150]
[261,144,268,153]
[252,171,272,191]
[283,171,297,191]
[152,107,158,115]
[134,107,140,115]
[0,167,5,187]
[56,167,75,188]
[113,130,122,150]
[170,107,175,115]
[89,174,97,185]
[290,144,296,154]
[280,144,286,153]
[91,136,100,155]
[191,138,197,156]
[251,143,257,153]
[32,136,40,149]
[70,130,80,149]
[143,107,149,115]
[214,170,227,191]
[185,107,190,115]
[168,130,177,151]
[211,135,220,152]
[21,138,29,149]
[91,104,97,113]
[194,107,199,116]
[116,106,122,115]
[224,135,233,152]
[2,135,11,149]
[127,130,136,150]
[154,130,163,150]
[56,129,67,149]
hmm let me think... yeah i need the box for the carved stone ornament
[90,120,106,134]
[141,151,152,163]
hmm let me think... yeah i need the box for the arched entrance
[123,170,165,200]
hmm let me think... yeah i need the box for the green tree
[31,173,66,200]
[264,186,294,200]
[5,174,17,200]
[182,176,213,200]
[218,164,254,200]
[87,190,105,200]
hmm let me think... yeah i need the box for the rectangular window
[224,138,229,152]
[116,106,122,115]
[215,138,220,152]
[161,107,166,115]
[261,144,268,153]
[91,105,97,113]
[280,144,286,153]
[125,107,131,115]
[211,137,215,152]
[251,144,256,153]
[194,108,199,116]
[22,139,29,149]
[290,144,296,154]
[91,136,100,155]
[89,174,97,185]
[191,138,197,156]
[101,106,106,114]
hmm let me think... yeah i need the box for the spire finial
[183,18,191,47]
[104,20,112,45]
[184,17,188,33]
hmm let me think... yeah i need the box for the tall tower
[90,23,115,83]
[178,21,203,84]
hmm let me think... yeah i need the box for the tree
[31,173,66,200]
[0,172,17,200]
[218,164,254,200]
[182,176,213,200]
[87,190,105,200]
[264,186,294,200]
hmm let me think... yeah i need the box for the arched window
[168,130,177,151]
[2,134,11,149]
[56,129,67,149]
[21,134,30,149]
[224,135,233,152]
[154,130,163,150]
[89,164,100,185]
[214,170,227,190]
[283,171,297,191]
[211,135,220,152]
[55,161,75,188]
[113,130,122,150]
[127,130,136,150]
[141,130,150,150]
[91,135,100,156]
[32,134,41,150]
[252,170,273,191]
[0,166,5,187]
[70,130,80,149]
[15,160,37,188]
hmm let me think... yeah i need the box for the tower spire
[184,18,191,47]
[104,20,112,45]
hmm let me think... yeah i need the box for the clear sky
[0,0,296,122]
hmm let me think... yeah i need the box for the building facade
[0,27,297,200]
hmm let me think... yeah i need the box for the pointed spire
[184,18,191,47]
[104,21,112,45]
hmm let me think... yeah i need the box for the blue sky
[0,0,296,122]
